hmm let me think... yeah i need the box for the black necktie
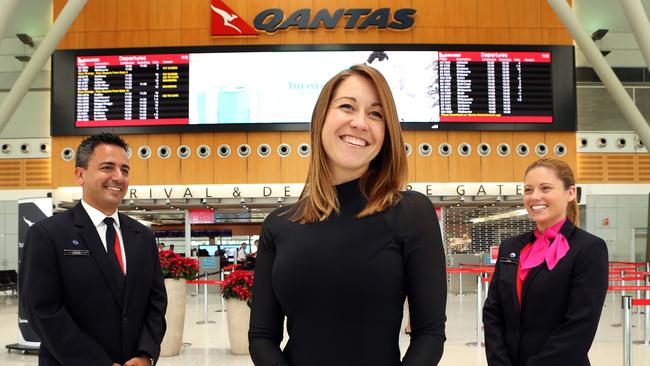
[103,217,124,276]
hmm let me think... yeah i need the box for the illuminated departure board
[438,51,552,123]
[51,44,576,134]
[75,54,189,127]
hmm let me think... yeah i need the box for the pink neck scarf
[519,217,570,282]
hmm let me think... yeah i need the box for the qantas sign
[211,0,416,36]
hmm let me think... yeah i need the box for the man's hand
[123,355,152,366]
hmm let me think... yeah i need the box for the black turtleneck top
[248,180,447,366]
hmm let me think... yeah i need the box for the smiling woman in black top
[248,64,447,366]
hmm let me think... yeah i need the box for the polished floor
[0,290,649,365]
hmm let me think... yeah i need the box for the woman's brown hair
[524,157,580,225]
[289,64,407,224]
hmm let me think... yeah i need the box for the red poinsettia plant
[221,270,254,306]
[159,249,199,280]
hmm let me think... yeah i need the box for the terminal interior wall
[586,194,649,262]
[0,201,18,270]
[0,0,648,272]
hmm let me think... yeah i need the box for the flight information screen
[75,54,189,127]
[51,44,575,134]
[437,51,552,123]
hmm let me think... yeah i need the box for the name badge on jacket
[64,249,89,256]
[499,252,519,265]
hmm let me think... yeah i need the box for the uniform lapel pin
[72,239,79,246]
[509,252,516,258]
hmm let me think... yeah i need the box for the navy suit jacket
[483,220,608,366]
[20,203,167,366]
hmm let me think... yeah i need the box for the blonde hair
[524,157,579,225]
[289,64,407,224]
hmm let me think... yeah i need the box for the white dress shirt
[237,248,247,262]
[81,200,127,274]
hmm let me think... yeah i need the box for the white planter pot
[226,298,250,355]
[160,278,186,357]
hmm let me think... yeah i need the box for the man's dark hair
[75,133,129,168]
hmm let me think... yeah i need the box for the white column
[0,0,89,134]
[546,0,650,149]
[0,0,20,42]
[621,0,650,73]
[184,209,191,257]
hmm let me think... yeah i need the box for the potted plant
[221,270,254,355]
[158,249,199,357]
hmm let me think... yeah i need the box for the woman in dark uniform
[248,64,447,366]
[483,158,608,366]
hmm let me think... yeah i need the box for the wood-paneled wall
[577,153,650,183]
[54,0,572,49]
[181,133,214,185]
[0,159,51,188]
[213,132,248,184]
[11,147,650,189]
[50,131,580,186]
[46,0,586,188]
[0,160,22,188]
[51,135,86,187]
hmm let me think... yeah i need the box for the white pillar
[0,0,20,42]
[0,0,89,134]
[546,0,650,148]
[621,0,650,73]
[184,209,191,258]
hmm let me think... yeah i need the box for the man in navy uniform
[20,133,167,366]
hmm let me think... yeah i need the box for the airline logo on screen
[211,0,258,36]
[210,0,416,36]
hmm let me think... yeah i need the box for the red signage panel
[189,209,215,224]
[211,0,258,36]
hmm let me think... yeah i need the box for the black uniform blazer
[20,203,167,366]
[483,220,608,366]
